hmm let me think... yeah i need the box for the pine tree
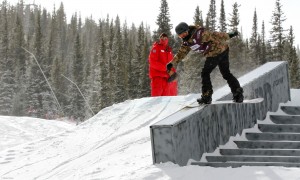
[50,56,64,114]
[23,4,35,45]
[286,26,300,88]
[107,18,115,102]
[99,21,111,108]
[57,3,67,60]
[23,7,52,117]
[51,3,68,113]
[265,40,274,61]
[193,6,203,27]
[112,16,127,103]
[70,33,85,121]
[87,19,101,113]
[297,45,300,59]
[47,6,58,73]
[65,13,78,77]
[109,19,114,50]
[135,23,145,98]
[219,0,227,32]
[206,0,217,31]
[0,0,15,115]
[270,0,286,61]
[228,2,240,32]
[155,0,172,37]
[127,24,138,99]
[249,9,259,65]
[155,0,175,48]
[290,47,300,88]
[39,7,57,117]
[11,7,27,115]
[260,21,267,64]
[228,2,244,72]
[122,21,130,99]
[140,26,151,97]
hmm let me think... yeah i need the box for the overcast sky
[9,0,300,47]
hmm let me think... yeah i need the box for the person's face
[160,36,168,46]
[178,31,188,39]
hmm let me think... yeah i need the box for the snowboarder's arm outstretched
[167,44,191,72]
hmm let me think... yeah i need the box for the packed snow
[0,89,299,180]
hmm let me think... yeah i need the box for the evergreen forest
[0,0,299,121]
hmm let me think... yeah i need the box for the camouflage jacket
[171,25,230,66]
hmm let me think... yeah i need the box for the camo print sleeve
[171,44,191,66]
[201,31,230,57]
[202,31,230,42]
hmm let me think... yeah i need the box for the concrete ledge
[150,61,290,166]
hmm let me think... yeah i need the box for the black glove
[166,62,173,72]
[167,72,178,83]
[228,31,238,38]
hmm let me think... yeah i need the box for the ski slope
[0,90,300,179]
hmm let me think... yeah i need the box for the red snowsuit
[149,39,178,96]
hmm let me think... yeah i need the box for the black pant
[201,48,241,94]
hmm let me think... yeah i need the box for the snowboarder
[167,22,244,104]
[149,33,178,96]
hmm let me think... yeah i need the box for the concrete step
[234,140,300,149]
[246,132,300,141]
[220,149,300,156]
[281,106,300,115]
[258,124,300,133]
[205,155,300,163]
[191,161,300,168]
[270,115,300,124]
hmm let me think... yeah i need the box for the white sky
[1,60,300,179]
[9,0,300,47]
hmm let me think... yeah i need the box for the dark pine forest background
[0,0,299,121]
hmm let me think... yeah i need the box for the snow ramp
[150,61,290,166]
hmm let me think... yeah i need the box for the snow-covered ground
[0,89,300,180]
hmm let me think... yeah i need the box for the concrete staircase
[191,105,300,167]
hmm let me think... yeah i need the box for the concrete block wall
[150,61,290,166]
[220,61,291,119]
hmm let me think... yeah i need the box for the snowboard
[184,98,264,108]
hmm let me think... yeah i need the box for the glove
[167,72,178,83]
[166,62,173,72]
[228,31,238,38]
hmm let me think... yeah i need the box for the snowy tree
[0,0,15,115]
[122,21,130,99]
[249,9,259,65]
[260,21,267,64]
[99,21,111,108]
[193,6,203,27]
[70,33,85,120]
[135,23,145,97]
[11,8,27,115]
[140,26,151,97]
[228,2,244,72]
[285,26,300,88]
[270,0,286,61]
[155,0,172,38]
[112,16,127,103]
[127,24,138,99]
[206,0,217,31]
[218,0,226,32]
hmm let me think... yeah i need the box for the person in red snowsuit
[149,33,178,96]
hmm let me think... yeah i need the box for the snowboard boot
[197,90,213,105]
[233,87,244,103]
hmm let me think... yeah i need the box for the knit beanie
[175,22,189,35]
